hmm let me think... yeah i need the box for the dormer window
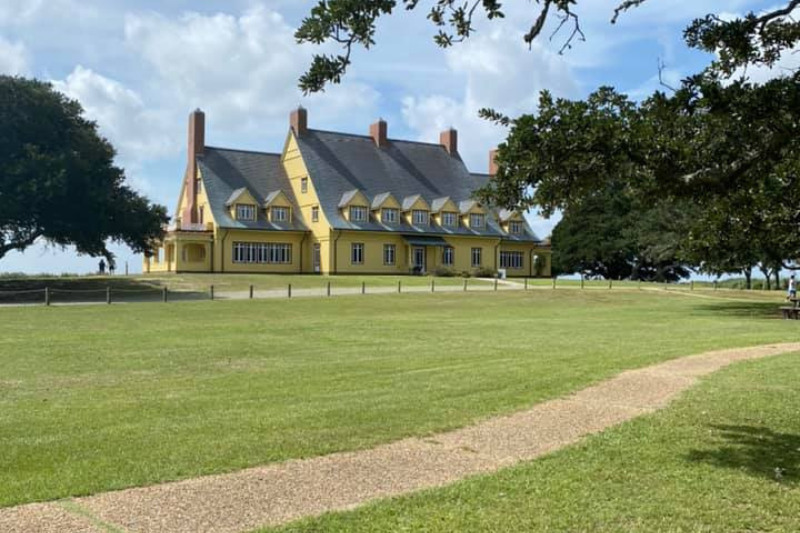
[236,204,256,221]
[301,178,308,193]
[470,213,485,228]
[412,210,429,225]
[441,212,457,227]
[382,208,398,223]
[350,206,368,222]
[272,206,289,222]
[510,221,523,234]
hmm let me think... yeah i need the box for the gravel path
[4,342,799,533]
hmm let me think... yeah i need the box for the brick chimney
[182,109,206,224]
[370,119,388,147]
[290,106,307,136]
[489,149,499,176]
[440,128,458,155]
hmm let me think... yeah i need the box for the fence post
[494,278,498,291]
[524,278,528,290]
[361,281,366,295]
[552,277,556,289]
[45,287,50,306]
[691,281,694,291]
[210,285,214,300]
[464,278,468,291]
[106,286,111,305]
[249,285,254,299]
[581,275,584,289]
[638,279,641,290]
[609,279,612,290]
[431,279,435,293]
[162,287,168,303]
[288,284,292,299]
[327,281,331,297]
[714,280,718,291]
[398,280,402,293]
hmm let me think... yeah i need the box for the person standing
[788,274,796,300]
[98,259,106,275]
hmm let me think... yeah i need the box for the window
[301,177,308,193]
[236,204,255,221]
[350,206,368,222]
[442,246,454,266]
[441,212,457,227]
[271,206,289,222]
[383,244,396,265]
[509,221,523,234]
[199,206,204,225]
[196,179,202,193]
[412,210,429,225]
[500,251,524,269]
[382,208,398,224]
[311,206,320,222]
[351,243,364,264]
[470,213,485,228]
[471,247,482,267]
[232,242,292,264]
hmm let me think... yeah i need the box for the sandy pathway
[3,342,799,533]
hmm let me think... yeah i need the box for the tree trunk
[759,265,772,290]
[774,268,781,290]
[744,268,752,290]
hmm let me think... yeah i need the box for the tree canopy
[0,76,168,265]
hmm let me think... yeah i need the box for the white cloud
[0,37,29,75]
[52,66,180,192]
[0,0,97,26]
[402,29,578,174]
[124,5,379,136]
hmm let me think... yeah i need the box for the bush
[472,266,497,278]
[434,266,458,277]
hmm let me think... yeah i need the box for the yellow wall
[330,231,410,274]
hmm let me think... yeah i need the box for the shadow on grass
[0,277,209,305]
[692,301,786,320]
[687,425,800,484]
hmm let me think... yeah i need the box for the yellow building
[144,108,551,277]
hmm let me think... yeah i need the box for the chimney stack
[188,108,205,159]
[489,149,499,176]
[440,128,458,155]
[182,109,206,224]
[290,106,308,136]
[370,119,388,147]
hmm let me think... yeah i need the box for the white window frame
[469,213,485,229]
[311,206,320,222]
[441,212,457,227]
[236,204,256,221]
[500,251,524,269]
[383,244,396,265]
[442,246,454,266]
[412,210,429,225]
[350,206,368,222]
[351,243,364,265]
[509,221,523,234]
[271,206,289,222]
[471,247,482,267]
[301,177,308,193]
[232,242,292,264]
[382,208,398,224]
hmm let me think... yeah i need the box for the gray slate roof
[197,147,307,232]
[295,130,541,241]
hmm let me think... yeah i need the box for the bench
[780,306,799,319]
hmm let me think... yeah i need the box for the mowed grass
[266,351,800,533]
[0,289,797,508]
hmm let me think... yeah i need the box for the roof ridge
[307,129,449,150]
[205,146,282,157]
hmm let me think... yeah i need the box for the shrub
[472,266,497,278]
[434,266,458,277]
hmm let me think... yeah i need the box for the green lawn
[266,351,800,533]
[0,289,797,508]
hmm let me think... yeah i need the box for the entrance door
[413,246,426,273]
[313,243,321,273]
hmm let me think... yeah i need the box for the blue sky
[0,0,786,274]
